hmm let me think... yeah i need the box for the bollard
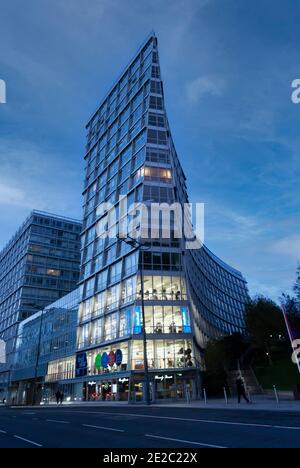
[273,385,279,405]
[223,387,228,405]
[203,387,207,405]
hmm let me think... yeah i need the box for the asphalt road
[0,405,300,448]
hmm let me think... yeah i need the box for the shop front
[83,376,130,401]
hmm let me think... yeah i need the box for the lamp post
[32,309,44,405]
[118,235,151,405]
[31,307,45,406]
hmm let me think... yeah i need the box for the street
[0,405,300,448]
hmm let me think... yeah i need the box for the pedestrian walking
[55,390,61,405]
[60,392,64,405]
[236,375,250,403]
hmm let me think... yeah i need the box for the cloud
[0,137,83,219]
[0,181,33,209]
[185,76,226,104]
[269,235,300,259]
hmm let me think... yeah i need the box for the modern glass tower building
[56,33,249,402]
[0,210,81,399]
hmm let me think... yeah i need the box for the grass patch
[254,359,300,391]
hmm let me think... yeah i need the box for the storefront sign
[155,374,174,381]
[94,349,124,370]
[95,353,102,370]
[118,378,129,383]
[75,352,87,377]
[108,351,116,366]
[101,352,109,368]
[115,349,123,366]
[133,306,142,334]
[181,306,191,333]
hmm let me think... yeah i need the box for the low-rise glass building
[11,289,79,405]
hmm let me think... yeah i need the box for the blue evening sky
[0,0,299,300]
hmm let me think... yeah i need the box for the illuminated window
[47,269,61,276]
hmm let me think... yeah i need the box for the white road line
[13,435,43,447]
[82,423,124,433]
[46,419,70,424]
[0,430,7,434]
[59,410,300,431]
[145,434,226,448]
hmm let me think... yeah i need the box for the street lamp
[117,234,151,405]
[32,306,45,406]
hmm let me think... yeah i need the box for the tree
[293,265,300,303]
[205,333,247,371]
[203,333,249,395]
[245,297,286,365]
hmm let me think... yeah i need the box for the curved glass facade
[52,33,249,402]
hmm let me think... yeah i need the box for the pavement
[1,399,300,448]
[9,393,300,413]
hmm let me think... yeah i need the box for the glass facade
[53,33,248,402]
[0,210,81,399]
[11,289,79,405]
[8,34,249,404]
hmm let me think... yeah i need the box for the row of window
[80,273,188,324]
[87,40,155,138]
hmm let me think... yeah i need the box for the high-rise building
[0,210,81,399]
[60,33,249,402]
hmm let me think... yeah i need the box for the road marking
[46,419,70,424]
[145,434,226,448]
[82,423,124,433]
[23,412,36,415]
[0,430,7,434]
[59,410,300,431]
[13,435,43,447]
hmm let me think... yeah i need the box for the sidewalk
[9,394,300,412]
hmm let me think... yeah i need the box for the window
[121,276,136,304]
[124,252,138,276]
[150,80,161,94]
[149,95,163,110]
[134,131,146,152]
[47,269,60,276]
[104,313,118,341]
[96,269,108,291]
[79,297,94,322]
[151,66,160,79]
[148,113,165,128]
[120,146,132,166]
[147,129,167,145]
[94,291,106,316]
[84,277,95,297]
[109,260,122,284]
[132,147,145,172]
[120,161,131,184]
[106,284,120,310]
[144,166,172,182]
[131,167,144,186]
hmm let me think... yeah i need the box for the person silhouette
[236,375,250,403]
[55,390,61,405]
